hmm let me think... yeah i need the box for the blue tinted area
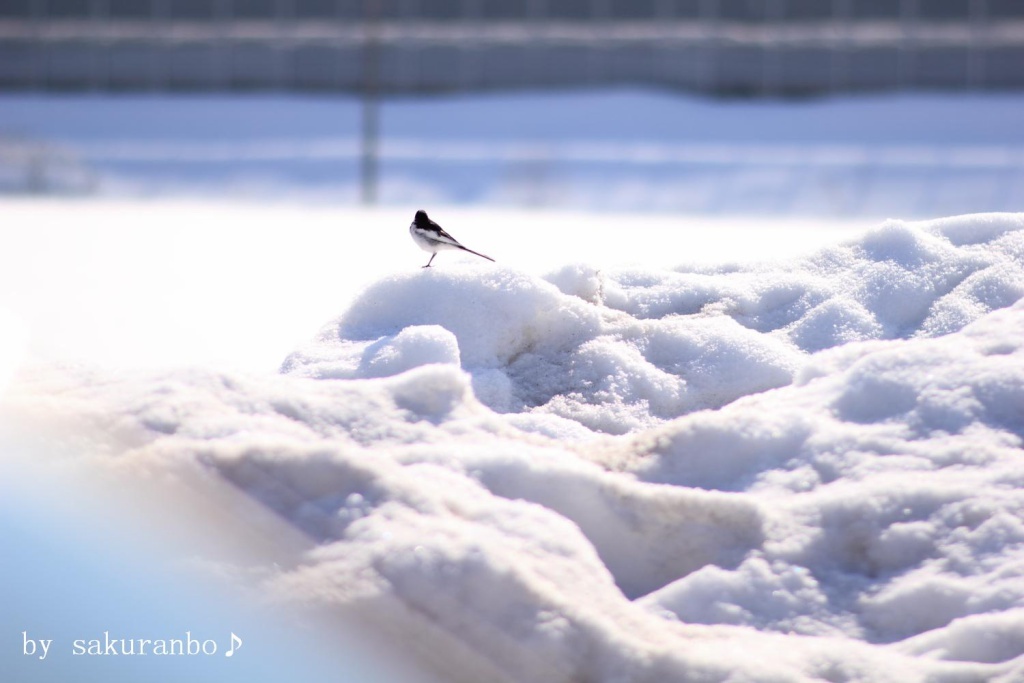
[0,476,395,683]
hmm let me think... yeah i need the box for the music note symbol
[225,632,242,657]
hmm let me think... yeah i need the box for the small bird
[409,209,494,268]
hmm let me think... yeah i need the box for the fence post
[362,0,381,205]
[277,0,295,90]
[898,0,918,89]
[90,0,108,91]
[968,0,986,88]
[830,0,850,93]
[763,0,783,95]
[150,0,166,91]
[698,0,718,93]
[214,0,230,89]
[30,0,44,90]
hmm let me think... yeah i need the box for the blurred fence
[4,131,1022,217]
[2,0,1024,95]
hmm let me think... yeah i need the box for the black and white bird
[409,209,494,268]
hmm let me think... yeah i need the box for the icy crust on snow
[284,213,1024,434]
[10,213,1024,683]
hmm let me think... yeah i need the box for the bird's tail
[459,246,495,262]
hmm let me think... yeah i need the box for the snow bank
[282,263,801,433]
[285,213,1024,434]
[632,296,1024,645]
[6,212,1024,682]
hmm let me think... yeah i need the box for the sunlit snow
[3,201,1023,682]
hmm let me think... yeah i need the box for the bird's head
[414,209,429,224]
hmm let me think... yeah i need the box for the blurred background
[1,0,1023,215]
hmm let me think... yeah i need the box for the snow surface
[5,210,1024,682]
[284,213,1024,434]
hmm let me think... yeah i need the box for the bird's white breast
[410,223,462,253]
[410,222,438,253]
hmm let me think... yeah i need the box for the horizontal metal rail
[4,19,1024,48]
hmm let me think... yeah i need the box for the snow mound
[9,212,1024,683]
[631,296,1024,648]
[285,214,1024,434]
[14,296,1024,681]
[283,264,800,433]
[597,214,1024,351]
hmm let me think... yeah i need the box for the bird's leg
[423,253,436,268]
